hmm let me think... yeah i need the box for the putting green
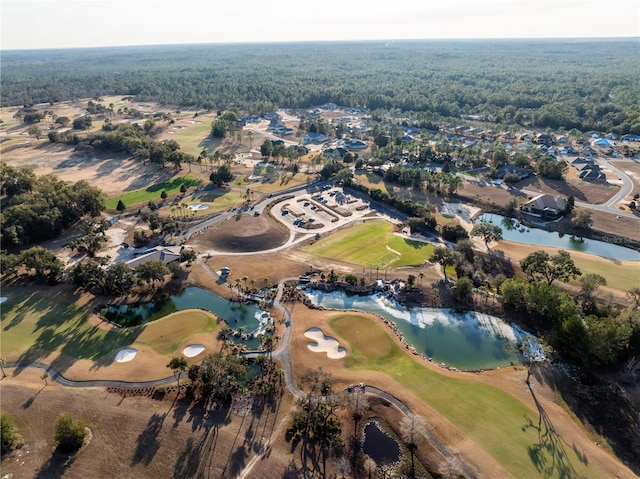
[328,312,603,479]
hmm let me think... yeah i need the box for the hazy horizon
[2,0,638,51]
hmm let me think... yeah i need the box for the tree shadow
[131,412,166,466]
[21,384,46,409]
[34,450,77,479]
[173,401,232,478]
[522,384,588,479]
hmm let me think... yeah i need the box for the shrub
[1,412,19,455]
[54,413,87,453]
[441,224,469,242]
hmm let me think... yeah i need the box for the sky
[1,0,639,50]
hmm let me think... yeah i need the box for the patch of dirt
[189,213,290,253]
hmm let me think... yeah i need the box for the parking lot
[270,186,371,232]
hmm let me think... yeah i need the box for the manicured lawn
[164,120,215,156]
[328,313,601,479]
[1,289,140,362]
[571,256,640,292]
[0,288,219,362]
[105,176,202,209]
[305,220,434,268]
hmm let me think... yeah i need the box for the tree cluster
[0,166,106,248]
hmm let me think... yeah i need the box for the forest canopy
[2,39,639,134]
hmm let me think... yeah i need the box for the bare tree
[400,413,427,478]
[439,456,464,479]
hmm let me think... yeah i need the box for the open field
[0,367,295,479]
[304,220,435,268]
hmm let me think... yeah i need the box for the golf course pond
[477,213,640,261]
[304,289,539,370]
[101,287,271,348]
[362,421,400,465]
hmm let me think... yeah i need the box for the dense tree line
[0,165,106,247]
[2,40,638,134]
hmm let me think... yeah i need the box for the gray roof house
[521,194,566,219]
[126,246,182,270]
[579,169,606,182]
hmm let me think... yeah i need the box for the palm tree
[41,372,49,386]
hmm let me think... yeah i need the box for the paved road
[3,361,185,388]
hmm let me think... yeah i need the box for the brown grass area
[0,368,296,479]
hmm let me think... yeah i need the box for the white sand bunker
[304,328,346,359]
[115,348,137,362]
[188,203,209,211]
[183,344,205,357]
[0,297,7,304]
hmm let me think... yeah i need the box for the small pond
[304,289,533,370]
[477,213,640,261]
[102,287,271,348]
[363,422,400,465]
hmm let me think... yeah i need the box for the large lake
[304,289,534,370]
[478,213,640,261]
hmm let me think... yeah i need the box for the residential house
[604,132,618,140]
[621,134,640,142]
[303,132,329,145]
[496,165,533,180]
[556,135,569,144]
[521,194,567,219]
[579,169,606,182]
[536,133,553,145]
[323,147,348,159]
[343,138,367,150]
[126,246,182,270]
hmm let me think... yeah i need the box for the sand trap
[304,328,346,359]
[183,344,205,357]
[0,297,7,304]
[188,203,209,211]
[115,348,137,362]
